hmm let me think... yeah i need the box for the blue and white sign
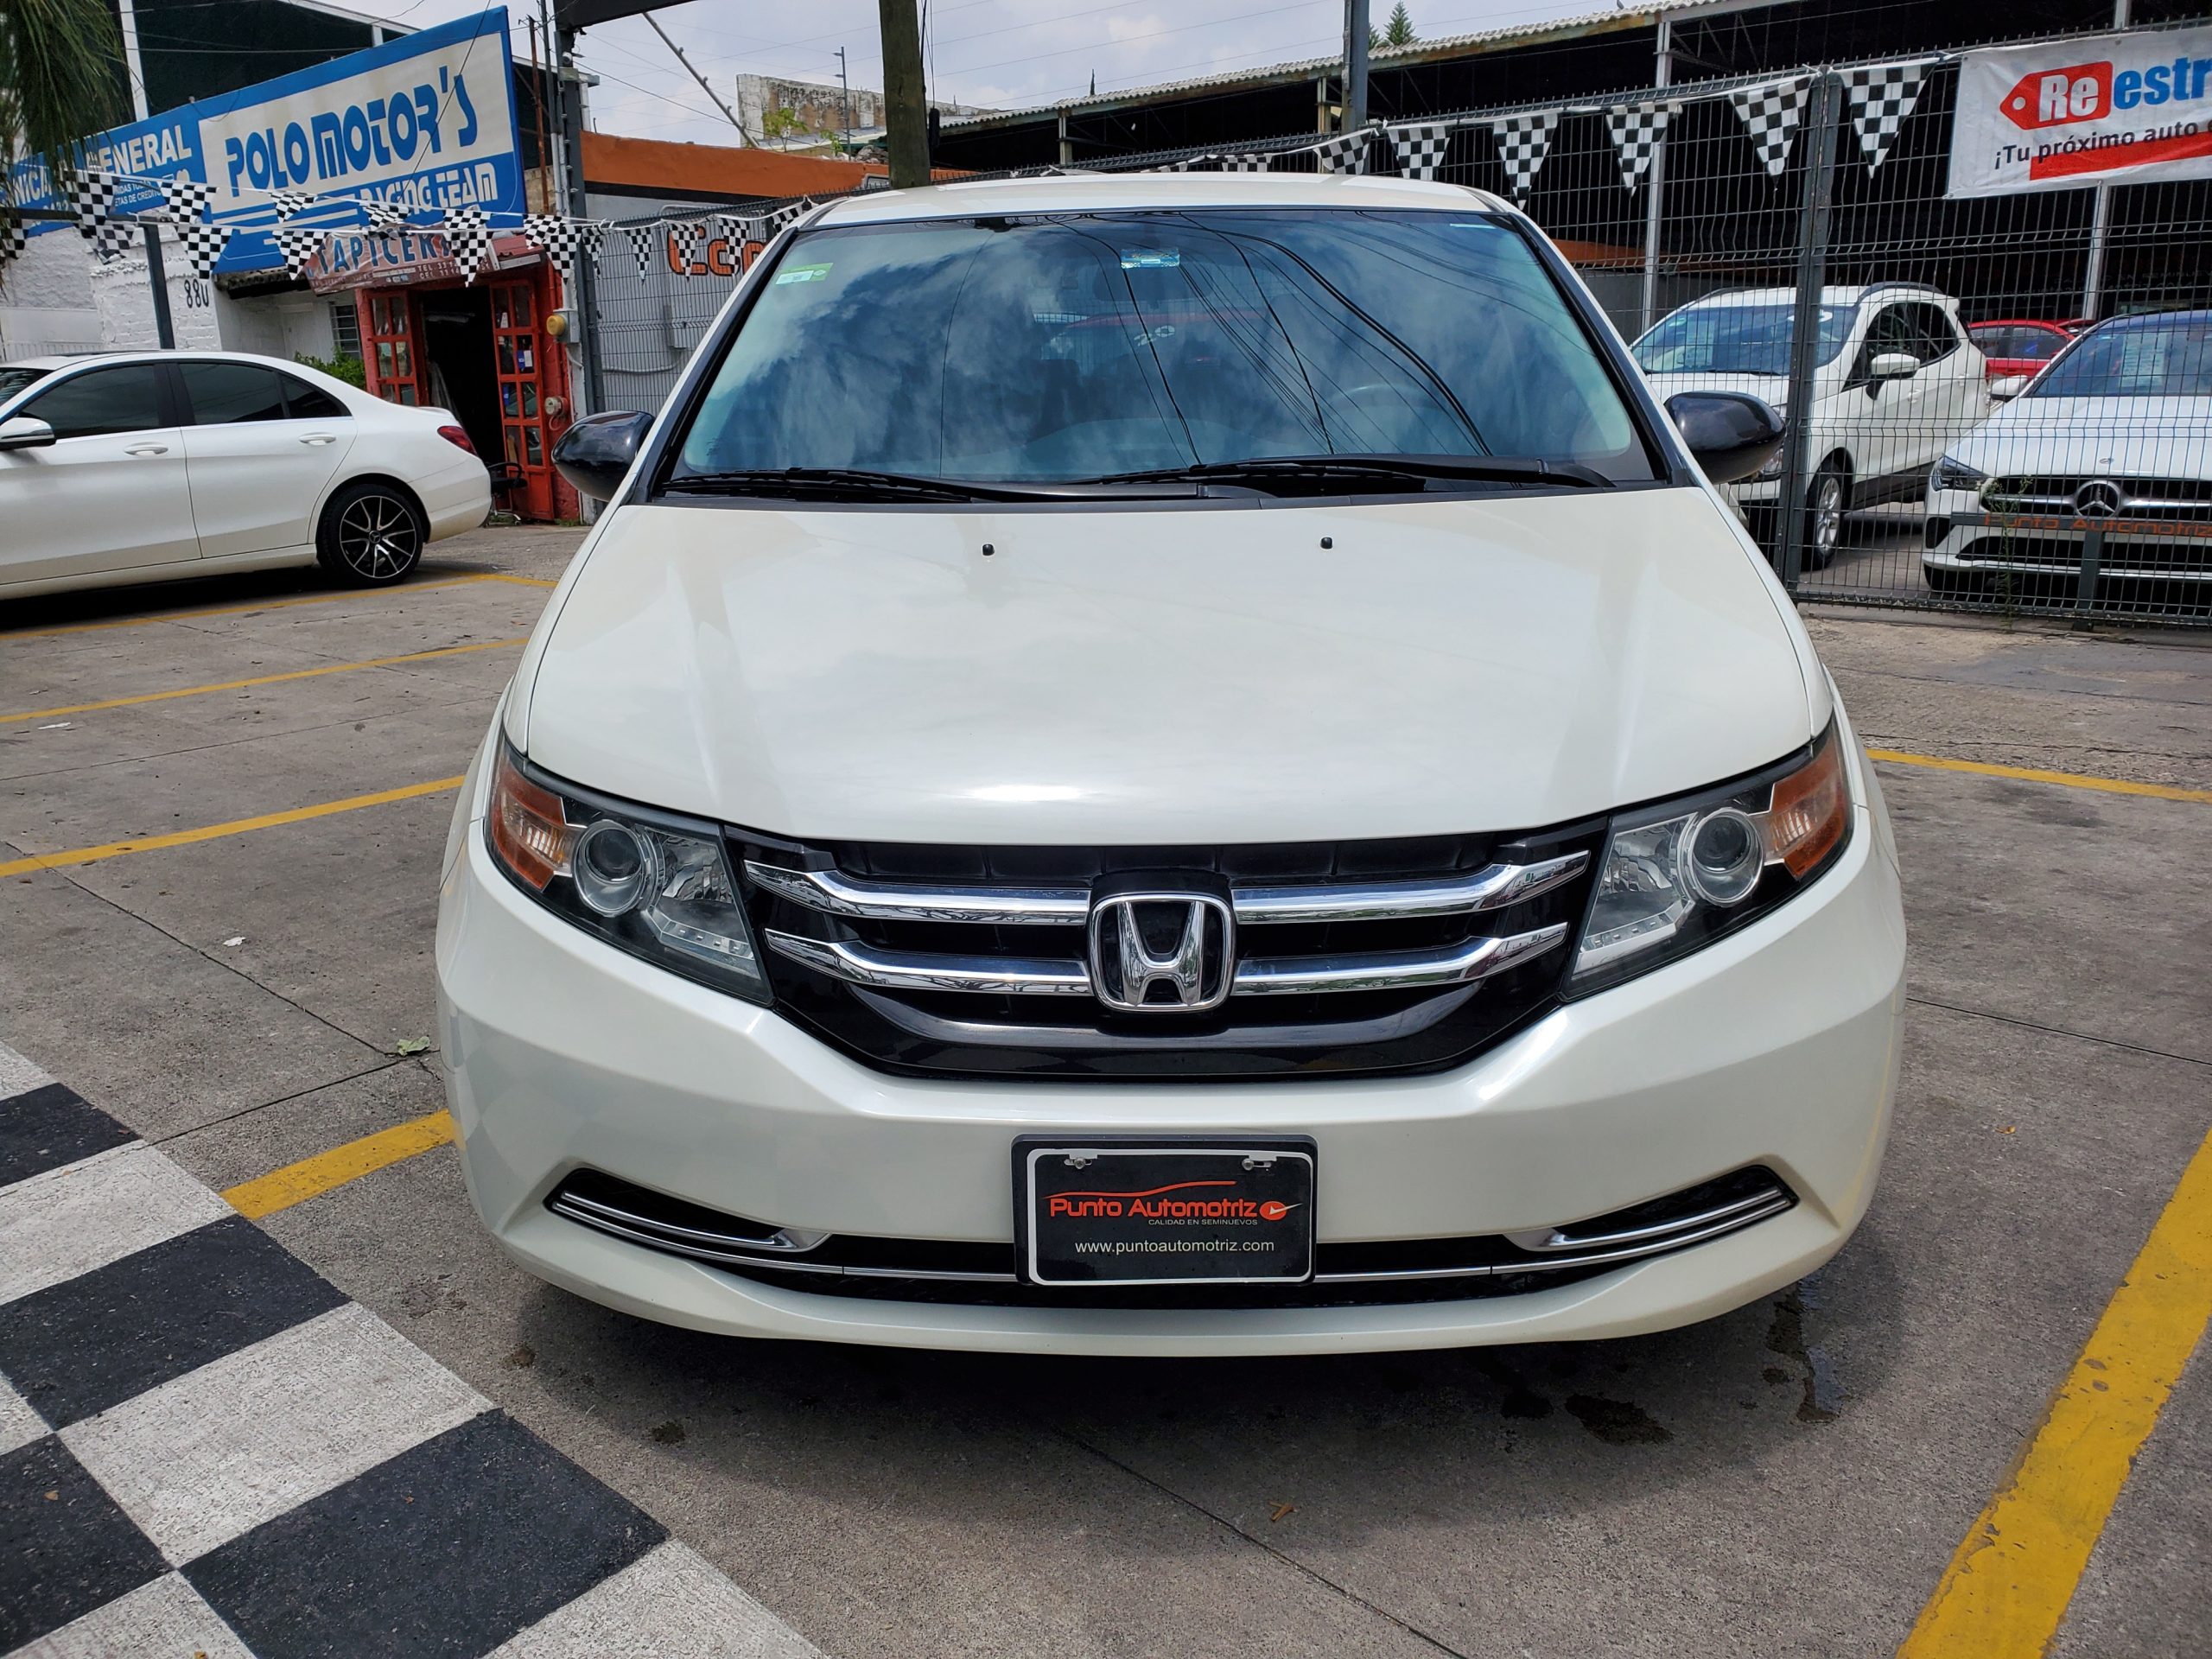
[9,10,521,274]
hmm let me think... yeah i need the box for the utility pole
[836,47,853,156]
[1342,0,1370,132]
[553,20,606,416]
[878,0,929,188]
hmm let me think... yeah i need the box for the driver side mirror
[1664,391,1785,486]
[0,416,56,452]
[1866,352,1920,394]
[552,410,653,502]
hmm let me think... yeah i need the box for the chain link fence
[575,18,2211,626]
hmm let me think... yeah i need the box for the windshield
[0,365,53,405]
[1633,299,1857,378]
[2029,315,2212,398]
[667,209,1654,491]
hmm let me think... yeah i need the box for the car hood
[518,487,1815,844]
[1640,371,1794,421]
[1949,396,2212,478]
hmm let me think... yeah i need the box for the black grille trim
[733,821,1605,1082]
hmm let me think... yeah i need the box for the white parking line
[63,1303,488,1566]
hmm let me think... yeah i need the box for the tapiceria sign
[6,10,521,274]
[1948,23,2212,196]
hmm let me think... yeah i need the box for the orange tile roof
[582,131,961,200]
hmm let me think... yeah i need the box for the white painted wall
[1,226,340,365]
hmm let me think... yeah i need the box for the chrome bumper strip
[763,923,1569,999]
[746,852,1587,928]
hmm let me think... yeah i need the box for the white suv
[436,174,1904,1357]
[1637,283,1993,567]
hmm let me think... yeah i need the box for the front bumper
[436,739,1906,1357]
[1923,487,2212,581]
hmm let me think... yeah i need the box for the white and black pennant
[441,204,494,283]
[1729,78,1811,179]
[268,189,318,220]
[157,178,219,222]
[1605,99,1679,191]
[1488,111,1557,200]
[363,199,416,233]
[1389,121,1455,181]
[67,170,126,238]
[271,225,324,276]
[1313,126,1377,175]
[0,217,26,270]
[524,213,603,264]
[171,219,235,279]
[622,222,659,278]
[1845,61,1930,174]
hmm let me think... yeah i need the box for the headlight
[1569,721,1853,995]
[486,747,771,1003]
[1929,454,1986,494]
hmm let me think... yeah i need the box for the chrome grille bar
[1231,855,1586,923]
[764,922,1568,998]
[747,852,1586,926]
[1229,923,1568,995]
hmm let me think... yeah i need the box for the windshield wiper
[660,467,1201,504]
[1089,454,1614,493]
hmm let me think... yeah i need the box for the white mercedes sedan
[1924,309,2212,594]
[0,350,490,601]
[437,173,1905,1357]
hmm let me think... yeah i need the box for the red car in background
[1967,319,2083,382]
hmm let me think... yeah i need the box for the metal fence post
[2074,521,2107,626]
[1777,73,1842,592]
[142,224,175,349]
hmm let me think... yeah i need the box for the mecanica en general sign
[7,9,521,273]
[1948,22,2212,197]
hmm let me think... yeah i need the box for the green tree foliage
[1370,3,1417,49]
[0,0,127,190]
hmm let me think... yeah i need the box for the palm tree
[1,0,127,242]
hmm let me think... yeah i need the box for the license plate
[1014,1137,1316,1287]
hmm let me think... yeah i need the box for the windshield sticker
[773,264,834,286]
[1119,248,1181,270]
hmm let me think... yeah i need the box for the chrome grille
[1983,475,2212,520]
[733,825,1605,1082]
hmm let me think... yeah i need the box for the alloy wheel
[1812,475,1844,561]
[335,493,421,582]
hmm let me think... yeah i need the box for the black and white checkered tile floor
[0,1042,819,1658]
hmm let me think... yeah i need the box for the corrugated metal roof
[940,0,1736,132]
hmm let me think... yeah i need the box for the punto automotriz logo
[1047,1180,1299,1222]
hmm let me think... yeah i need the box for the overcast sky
[341,0,1605,141]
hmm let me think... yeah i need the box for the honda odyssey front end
[436,174,1904,1355]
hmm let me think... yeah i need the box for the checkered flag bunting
[1846,60,1931,174]
[622,222,658,277]
[93,216,140,264]
[524,213,602,264]
[1388,121,1455,181]
[172,218,235,278]
[1605,99,1678,191]
[269,189,318,219]
[441,204,494,283]
[669,219,707,272]
[1729,78,1811,179]
[1313,126,1376,175]
[1487,111,1557,200]
[709,213,759,248]
[67,170,126,237]
[272,225,324,276]
[1217,150,1269,171]
[0,216,25,271]
[363,198,415,232]
[157,177,219,222]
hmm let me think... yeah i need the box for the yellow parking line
[1868,748,2212,805]
[1898,1123,2212,1657]
[0,573,518,640]
[224,1109,456,1219]
[0,776,464,879]
[470,571,559,588]
[0,638,525,726]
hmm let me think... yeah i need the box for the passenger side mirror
[1663,391,1784,486]
[1988,373,2029,402]
[552,410,653,502]
[0,416,56,452]
[1868,351,1920,386]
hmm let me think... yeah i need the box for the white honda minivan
[436,174,1905,1357]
